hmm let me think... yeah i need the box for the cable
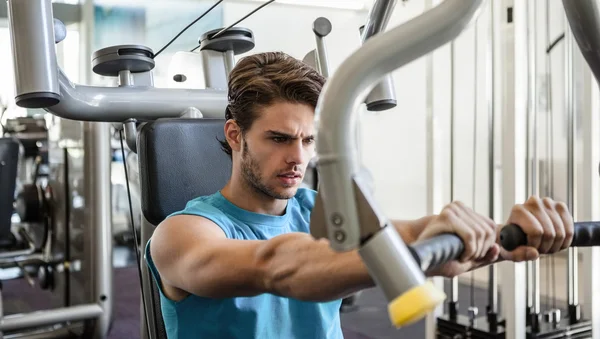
[153,0,224,59]
[119,130,151,338]
[546,33,565,54]
[190,0,276,52]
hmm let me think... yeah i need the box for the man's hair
[219,51,326,156]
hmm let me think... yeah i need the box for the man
[146,52,573,339]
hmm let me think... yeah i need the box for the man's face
[238,101,315,200]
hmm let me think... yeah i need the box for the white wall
[223,1,368,67]
[221,0,582,221]
[223,1,434,219]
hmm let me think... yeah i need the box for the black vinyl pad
[138,119,232,226]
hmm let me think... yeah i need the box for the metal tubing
[6,0,60,108]
[360,0,397,40]
[576,8,600,334]
[313,17,332,78]
[6,0,228,121]
[362,0,398,111]
[4,323,84,339]
[0,304,103,332]
[315,0,485,251]
[83,121,113,337]
[487,0,498,317]
[534,260,540,314]
[47,69,227,122]
[565,27,579,312]
[315,35,329,78]
[200,49,229,90]
[449,40,458,312]
[527,0,541,319]
[424,0,446,336]
[224,50,235,76]
[124,120,137,153]
[0,253,47,267]
[118,70,133,87]
[0,229,35,259]
[358,225,426,301]
[498,0,528,337]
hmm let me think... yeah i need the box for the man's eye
[304,138,315,145]
[273,137,287,143]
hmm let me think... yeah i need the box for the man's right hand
[414,201,500,278]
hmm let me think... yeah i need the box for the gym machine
[2,1,349,338]
[4,0,600,339]
[302,0,402,313]
[312,0,600,334]
[430,1,600,338]
[1,0,252,337]
[5,0,474,336]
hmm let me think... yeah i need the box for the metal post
[83,121,113,339]
[0,304,103,332]
[486,0,499,329]
[577,22,600,338]
[313,17,331,78]
[424,1,446,338]
[526,0,541,331]
[448,40,459,321]
[499,0,528,338]
[362,0,398,111]
[564,25,582,325]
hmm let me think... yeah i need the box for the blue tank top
[145,188,343,339]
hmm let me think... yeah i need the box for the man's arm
[150,215,429,303]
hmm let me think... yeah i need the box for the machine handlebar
[409,234,464,272]
[500,222,600,251]
[409,221,600,272]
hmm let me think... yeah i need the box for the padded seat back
[137,118,231,339]
[138,118,232,225]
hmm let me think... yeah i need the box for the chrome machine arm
[563,0,600,86]
[311,0,486,328]
[6,0,227,121]
[361,0,399,111]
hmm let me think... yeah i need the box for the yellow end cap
[387,281,447,328]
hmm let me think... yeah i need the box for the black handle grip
[500,221,600,251]
[409,234,465,272]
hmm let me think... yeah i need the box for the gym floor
[2,246,564,339]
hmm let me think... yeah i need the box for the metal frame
[0,2,80,24]
[424,0,447,337]
[361,0,398,111]
[5,0,600,337]
[311,0,486,325]
[572,10,600,338]
[498,1,528,338]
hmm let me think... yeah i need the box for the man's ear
[224,119,242,153]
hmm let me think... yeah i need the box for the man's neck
[220,180,288,216]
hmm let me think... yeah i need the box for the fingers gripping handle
[500,222,600,251]
[408,234,465,272]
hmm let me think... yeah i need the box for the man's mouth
[277,172,303,185]
[278,171,302,178]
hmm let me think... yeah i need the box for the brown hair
[219,51,325,156]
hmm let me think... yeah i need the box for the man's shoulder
[167,192,225,219]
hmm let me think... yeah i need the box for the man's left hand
[500,196,574,262]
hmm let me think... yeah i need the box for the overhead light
[246,0,368,10]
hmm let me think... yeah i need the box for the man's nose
[286,140,305,165]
